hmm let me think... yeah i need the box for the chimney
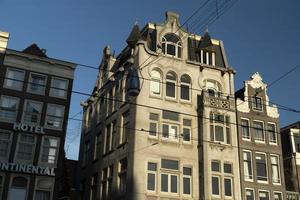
[0,31,10,53]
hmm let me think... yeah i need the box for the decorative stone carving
[247,72,267,89]
[236,98,250,113]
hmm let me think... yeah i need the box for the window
[94,133,102,160]
[267,123,277,144]
[210,113,230,144]
[211,160,220,172]
[150,70,161,96]
[83,141,90,166]
[243,151,253,181]
[245,188,254,200]
[27,73,46,95]
[166,71,177,98]
[200,50,215,65]
[224,177,233,197]
[118,158,127,194]
[41,137,59,165]
[183,167,192,195]
[271,155,281,184]
[211,176,220,196]
[34,178,53,200]
[203,79,221,97]
[9,176,28,200]
[120,111,129,144]
[16,134,36,163]
[161,159,179,194]
[224,163,232,174]
[45,104,65,129]
[180,74,191,101]
[108,165,114,197]
[49,77,68,98]
[256,153,268,182]
[90,174,98,200]
[0,174,4,200]
[0,131,12,161]
[183,119,192,143]
[241,118,250,140]
[149,113,159,137]
[162,124,178,140]
[105,125,111,153]
[274,192,282,200]
[23,100,43,125]
[252,96,263,111]
[0,96,19,122]
[147,162,157,192]
[101,168,108,200]
[162,33,182,58]
[4,68,25,91]
[259,190,269,200]
[253,121,264,143]
[111,121,117,150]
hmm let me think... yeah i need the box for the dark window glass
[211,177,219,195]
[162,110,179,121]
[166,82,175,97]
[161,174,168,192]
[224,178,232,196]
[211,161,220,172]
[170,175,177,193]
[161,159,179,170]
[147,174,155,191]
[224,163,232,174]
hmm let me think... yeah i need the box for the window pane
[29,74,46,94]
[183,119,191,126]
[274,192,282,200]
[241,119,250,139]
[35,190,50,200]
[166,82,175,98]
[246,189,254,200]
[147,174,155,191]
[271,156,280,183]
[149,113,159,121]
[243,151,253,180]
[211,161,220,172]
[224,163,232,174]
[215,126,224,142]
[166,44,176,56]
[4,69,25,90]
[267,123,277,143]
[149,123,157,136]
[212,177,220,195]
[50,78,68,98]
[256,154,267,181]
[259,191,269,200]
[162,110,179,121]
[224,178,232,196]
[183,177,191,195]
[254,121,264,142]
[170,175,177,193]
[161,174,168,192]
[183,128,191,142]
[148,163,157,171]
[0,96,19,122]
[150,79,160,95]
[161,159,179,170]
[180,85,190,100]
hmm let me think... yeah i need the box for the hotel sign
[13,122,45,134]
[0,162,55,176]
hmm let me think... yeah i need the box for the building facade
[78,12,241,200]
[235,73,286,200]
[0,31,76,199]
[281,122,300,200]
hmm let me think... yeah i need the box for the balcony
[199,92,235,111]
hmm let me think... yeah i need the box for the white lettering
[13,122,45,134]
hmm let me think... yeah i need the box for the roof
[22,43,48,58]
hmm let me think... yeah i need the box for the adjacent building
[281,121,300,200]
[0,31,76,199]
[78,11,241,200]
[235,73,286,200]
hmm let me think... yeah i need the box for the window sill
[149,94,163,100]
[254,140,266,144]
[148,135,158,140]
[269,142,278,146]
[165,97,178,102]
[161,54,183,61]
[257,180,269,184]
[242,138,251,142]
[179,99,192,105]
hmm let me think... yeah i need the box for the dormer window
[203,79,221,97]
[162,34,182,58]
[252,96,263,111]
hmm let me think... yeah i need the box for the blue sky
[1,0,300,160]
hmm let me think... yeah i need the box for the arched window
[150,70,162,96]
[203,79,221,97]
[10,176,28,200]
[162,34,182,58]
[180,74,191,101]
[166,71,177,98]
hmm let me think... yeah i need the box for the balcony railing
[199,92,235,111]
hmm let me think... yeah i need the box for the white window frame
[241,118,251,141]
[161,34,182,58]
[243,150,253,182]
[22,100,43,125]
[182,166,192,196]
[14,133,36,164]
[0,95,19,123]
[274,191,283,200]
[162,123,179,142]
[27,72,47,95]
[8,175,30,200]
[258,190,270,200]
[150,70,162,97]
[165,71,177,100]
[39,136,60,167]
[252,96,263,112]
[0,130,13,161]
[203,79,221,97]
[211,175,221,198]
[180,74,191,102]
[4,68,25,91]
[45,104,65,130]
[210,113,231,144]
[33,177,54,200]
[253,120,265,143]
[256,152,268,183]
[270,154,281,185]
[224,177,233,198]
[146,162,157,193]
[182,118,192,144]
[49,77,69,99]
[149,112,159,139]
[267,122,277,145]
[160,173,179,195]
[245,188,255,200]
